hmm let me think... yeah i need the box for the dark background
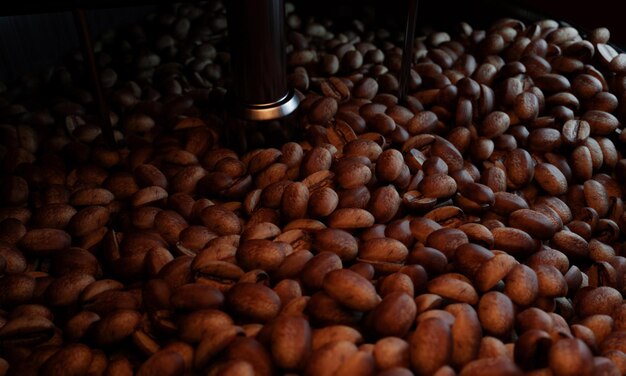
[293,0,626,47]
[0,0,624,82]
[0,6,155,82]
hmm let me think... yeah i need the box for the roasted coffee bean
[505,148,534,188]
[323,269,380,311]
[534,163,568,195]
[369,292,416,337]
[309,97,338,125]
[418,174,457,199]
[358,237,408,273]
[407,111,438,135]
[368,185,401,223]
[582,110,619,136]
[549,338,594,376]
[235,239,287,273]
[335,158,372,189]
[312,228,357,261]
[200,205,242,236]
[492,227,539,257]
[529,128,562,153]
[514,92,539,121]
[575,286,622,317]
[376,149,405,182]
[328,208,375,229]
[320,77,351,102]
[478,292,514,338]
[508,209,559,240]
[426,228,469,259]
[41,343,94,375]
[481,111,510,138]
[19,228,72,256]
[270,315,312,371]
[353,77,379,100]
[308,187,338,218]
[409,317,452,375]
[427,274,478,304]
[561,120,590,146]
[226,282,281,322]
[504,264,539,306]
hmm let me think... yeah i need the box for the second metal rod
[73,8,116,147]
[398,0,419,102]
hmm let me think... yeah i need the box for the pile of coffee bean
[1,1,626,375]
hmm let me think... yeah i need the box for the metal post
[225,0,299,121]
[398,0,419,102]
[73,8,116,147]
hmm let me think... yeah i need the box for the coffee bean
[426,228,469,259]
[549,338,594,376]
[481,111,510,138]
[328,208,375,229]
[571,145,594,181]
[427,274,478,304]
[376,149,405,182]
[416,173,456,199]
[367,294,414,339]
[474,253,518,292]
[323,269,380,311]
[407,111,438,135]
[409,317,452,374]
[534,163,568,195]
[368,185,401,223]
[505,148,535,188]
[226,282,281,322]
[461,357,523,376]
[508,208,559,240]
[609,54,626,73]
[320,77,350,103]
[309,97,338,125]
[19,228,72,256]
[561,120,590,146]
[581,110,619,136]
[236,239,286,272]
[353,77,379,100]
[271,315,311,371]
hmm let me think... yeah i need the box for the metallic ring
[232,89,300,121]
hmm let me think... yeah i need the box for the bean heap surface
[1,2,626,375]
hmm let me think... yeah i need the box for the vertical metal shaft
[398,0,419,102]
[226,0,299,121]
[73,8,116,147]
